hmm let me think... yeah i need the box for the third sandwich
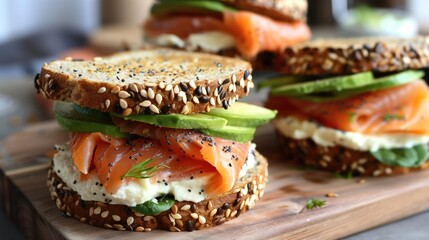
[143,0,310,68]
[263,36,429,177]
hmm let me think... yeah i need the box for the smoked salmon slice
[144,11,310,58]
[266,80,429,134]
[70,126,250,196]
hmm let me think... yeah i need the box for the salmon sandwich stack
[262,36,429,177]
[143,0,310,68]
[35,49,276,231]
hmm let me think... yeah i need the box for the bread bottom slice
[276,130,429,177]
[47,150,268,232]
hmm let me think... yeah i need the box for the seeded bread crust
[276,36,429,75]
[35,49,254,116]
[48,151,267,232]
[276,131,429,177]
[221,0,308,22]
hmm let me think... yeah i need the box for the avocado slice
[204,102,277,127]
[200,125,256,142]
[295,70,424,102]
[117,113,228,130]
[271,72,374,96]
[151,0,235,17]
[54,101,112,124]
[54,102,129,137]
[55,113,130,138]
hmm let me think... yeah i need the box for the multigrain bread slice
[276,132,429,177]
[221,0,308,22]
[276,36,429,75]
[47,151,267,232]
[35,49,254,116]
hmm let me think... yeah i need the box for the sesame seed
[326,192,339,198]
[174,85,180,94]
[143,216,155,221]
[228,84,234,92]
[181,105,190,114]
[180,82,188,91]
[104,223,112,229]
[172,205,178,214]
[198,215,206,224]
[45,74,50,79]
[97,87,107,94]
[119,99,128,109]
[214,88,219,97]
[139,100,151,107]
[170,226,181,232]
[155,94,163,105]
[148,88,155,99]
[189,80,196,89]
[190,213,198,219]
[126,216,134,225]
[140,89,148,98]
[181,205,191,211]
[159,81,166,89]
[357,166,365,173]
[172,213,182,220]
[165,84,173,91]
[122,108,132,116]
[385,168,393,175]
[129,84,139,92]
[193,96,199,104]
[209,97,215,106]
[118,90,131,99]
[135,226,144,232]
[101,210,109,218]
[225,209,231,218]
[144,228,152,232]
[94,207,101,215]
[357,179,366,184]
[207,201,213,210]
[149,104,160,114]
[210,209,217,217]
[373,169,382,176]
[248,75,253,81]
[112,215,121,221]
[232,74,237,83]
[239,78,245,87]
[202,87,207,95]
[111,86,121,94]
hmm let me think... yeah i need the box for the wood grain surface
[1,121,429,240]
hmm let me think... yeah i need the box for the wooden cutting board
[1,121,429,240]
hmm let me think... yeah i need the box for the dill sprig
[122,158,169,179]
[306,198,326,210]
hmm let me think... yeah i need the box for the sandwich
[262,36,429,177]
[35,49,276,231]
[143,0,311,68]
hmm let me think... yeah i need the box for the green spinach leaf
[132,195,175,215]
[370,144,428,167]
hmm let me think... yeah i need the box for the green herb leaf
[122,157,169,179]
[132,195,175,215]
[382,113,405,122]
[370,144,429,167]
[306,198,326,210]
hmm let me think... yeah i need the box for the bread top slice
[221,0,308,22]
[36,48,254,116]
[276,36,429,75]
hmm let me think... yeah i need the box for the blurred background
[0,0,429,239]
